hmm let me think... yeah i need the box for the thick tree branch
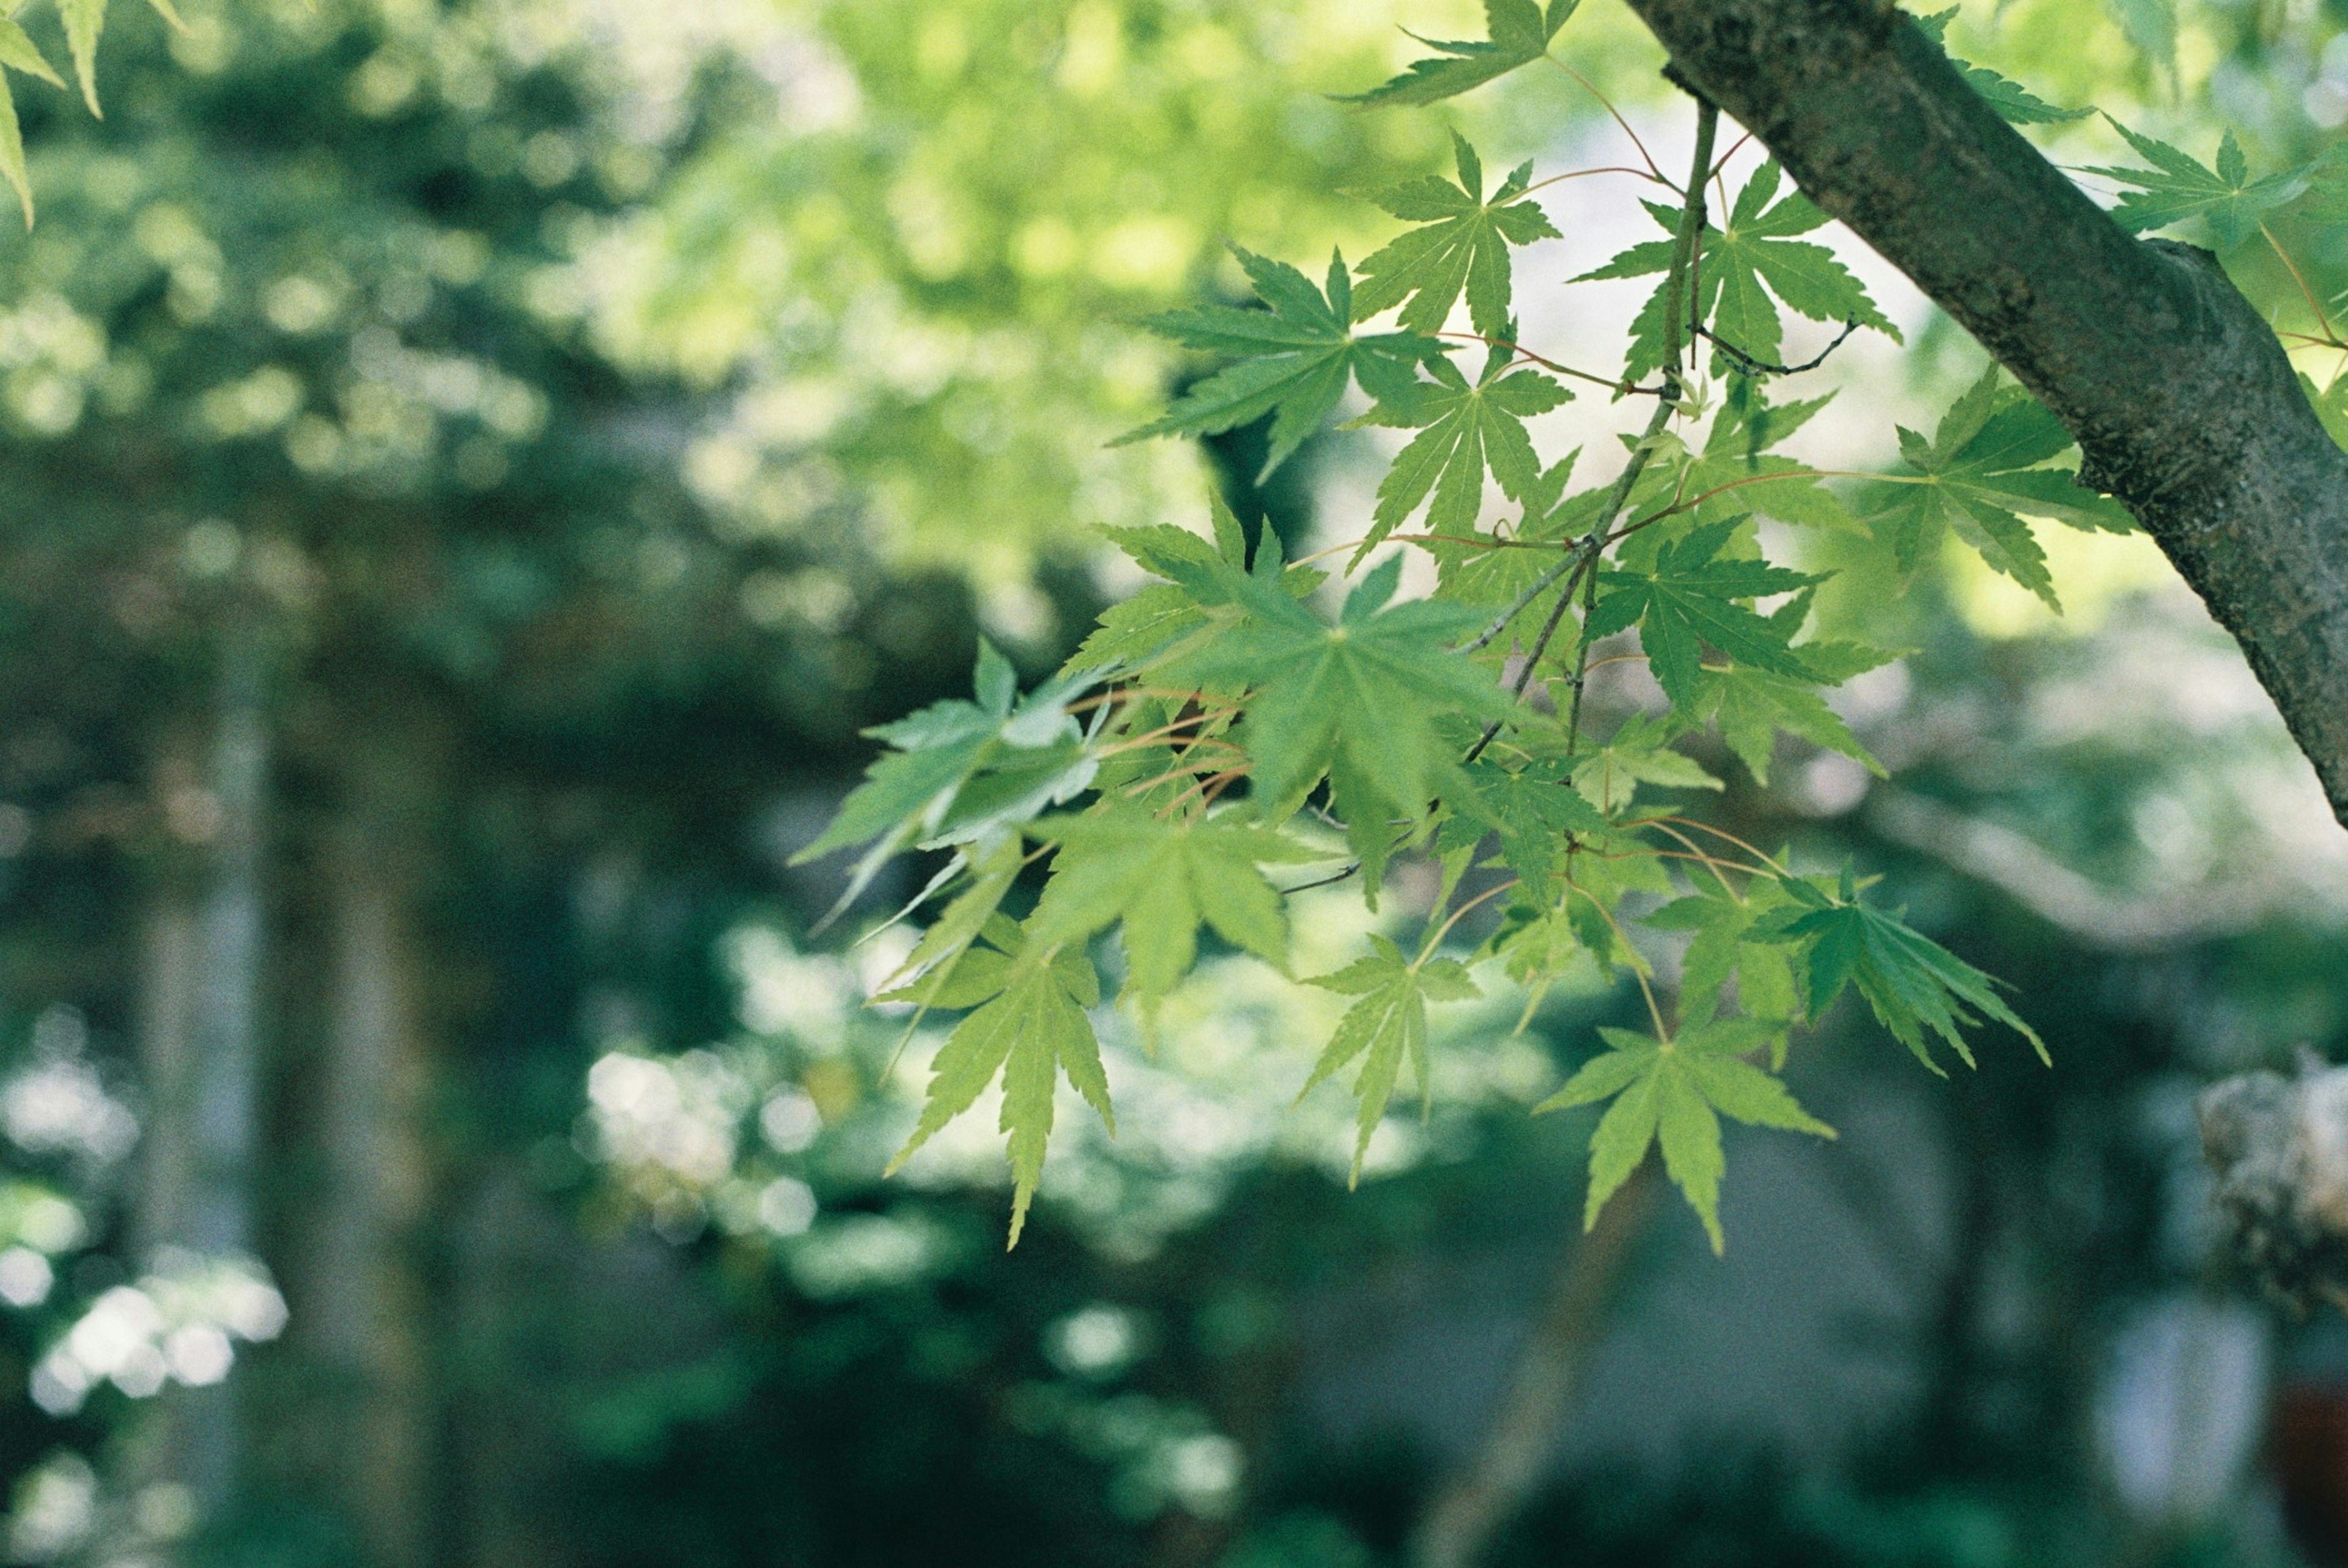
[1622,0,2348,828]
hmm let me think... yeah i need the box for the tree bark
[1411,1168,1657,1568]
[1620,0,2348,828]
[179,621,273,1514]
[299,743,433,1568]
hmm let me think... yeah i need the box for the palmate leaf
[1162,553,1522,887]
[0,15,63,227]
[1852,366,2133,607]
[1357,343,1569,560]
[1760,869,2047,1075]
[1536,1020,1831,1251]
[792,640,1100,915]
[1579,163,1898,380]
[1066,491,1269,675]
[884,919,1110,1248]
[1121,248,1438,479]
[59,0,104,116]
[1353,135,1562,337]
[1912,10,2090,125]
[1026,806,1320,1012]
[1697,663,1883,787]
[1645,888,1800,1038]
[1341,0,1578,108]
[1584,518,1822,705]
[1682,391,1856,532]
[1303,935,1480,1181]
[2086,120,2324,250]
[1454,755,1610,901]
[1422,449,1619,647]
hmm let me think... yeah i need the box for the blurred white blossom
[30,1253,286,1417]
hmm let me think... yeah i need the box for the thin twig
[1461,101,1722,764]
[1418,878,1519,962]
[1693,317,1861,378]
[2264,223,2341,345]
[1544,57,1670,186]
[1278,861,1362,895]
[1576,101,1720,752]
[1435,331,1671,396]
[1519,165,1676,197]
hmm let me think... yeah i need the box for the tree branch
[1621,0,2348,829]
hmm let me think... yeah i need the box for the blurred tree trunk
[292,721,435,1568]
[131,621,273,1526]
[133,868,200,1264]
[1411,1166,1657,1568]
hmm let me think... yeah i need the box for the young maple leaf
[1536,1020,1831,1251]
[1355,343,1570,561]
[1162,554,1522,885]
[1584,518,1822,705]
[792,641,1099,915]
[884,919,1112,1248]
[1696,664,1883,788]
[1645,888,1801,1037]
[1911,10,2090,125]
[1757,869,2047,1077]
[1677,391,1855,532]
[0,15,66,226]
[1353,134,1563,338]
[1120,248,1437,479]
[1852,366,2133,607]
[1579,163,1898,379]
[2086,120,2322,249]
[1302,935,1481,1181]
[1025,807,1321,1010]
[1340,0,1579,108]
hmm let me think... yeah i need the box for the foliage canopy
[804,0,2348,1248]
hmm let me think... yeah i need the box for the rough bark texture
[1622,0,2348,827]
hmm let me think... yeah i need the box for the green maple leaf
[1357,344,1570,559]
[0,16,64,227]
[1911,10,2090,125]
[1697,663,1883,787]
[1580,164,1898,380]
[1853,366,2134,607]
[1302,935,1480,1180]
[1069,491,1335,679]
[1340,0,1578,107]
[1536,1020,1831,1251]
[872,837,1026,1013]
[1679,392,1855,531]
[1353,135,1563,337]
[885,918,1111,1248]
[1453,756,1610,900]
[1584,519,1821,705]
[1421,450,1618,646]
[793,641,1099,914]
[2086,120,2321,250]
[1760,869,2047,1075]
[1162,553,1521,883]
[1121,248,1438,479]
[1644,889,1800,1037]
[1027,806,1320,1010]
